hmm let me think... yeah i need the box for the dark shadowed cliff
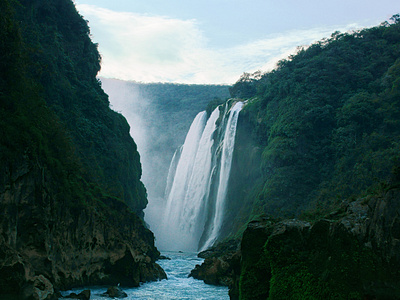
[233,176,400,299]
[15,0,147,215]
[0,0,165,298]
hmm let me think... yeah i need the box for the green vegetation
[4,0,147,214]
[0,0,149,218]
[230,15,400,222]
[237,214,400,299]
[225,14,400,300]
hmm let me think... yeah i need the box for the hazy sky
[75,0,399,84]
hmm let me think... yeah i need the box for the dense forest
[0,0,165,298]
[223,15,400,236]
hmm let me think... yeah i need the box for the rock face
[190,240,240,287]
[191,184,400,299]
[236,186,400,299]
[0,159,166,299]
[0,0,166,299]
[189,240,240,299]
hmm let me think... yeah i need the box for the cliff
[0,0,166,298]
[198,15,400,250]
[235,181,400,299]
[0,159,166,297]
[15,0,147,215]
[223,16,400,234]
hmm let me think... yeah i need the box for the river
[61,251,229,299]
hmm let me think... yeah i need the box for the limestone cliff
[235,184,400,299]
[0,158,166,298]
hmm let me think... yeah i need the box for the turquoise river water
[61,251,229,299]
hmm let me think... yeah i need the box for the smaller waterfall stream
[201,101,243,250]
[160,101,243,252]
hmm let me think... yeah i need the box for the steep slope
[0,0,165,298]
[222,16,400,238]
[16,0,147,215]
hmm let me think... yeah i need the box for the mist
[100,79,168,244]
[100,78,230,249]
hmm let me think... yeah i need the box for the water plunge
[159,101,243,252]
[62,252,229,300]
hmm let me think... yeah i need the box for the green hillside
[225,15,400,235]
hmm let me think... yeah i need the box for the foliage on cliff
[230,15,400,222]
[12,0,147,214]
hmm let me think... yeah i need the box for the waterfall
[160,101,243,252]
[164,145,182,199]
[201,101,243,250]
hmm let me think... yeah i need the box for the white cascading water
[160,101,243,252]
[162,112,206,220]
[160,111,207,251]
[179,108,220,243]
[201,101,244,250]
[164,145,183,199]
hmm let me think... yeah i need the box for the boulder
[21,275,55,300]
[189,239,241,287]
[63,290,90,300]
[158,255,171,260]
[102,286,128,298]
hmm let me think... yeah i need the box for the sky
[74,0,400,84]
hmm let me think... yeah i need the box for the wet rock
[21,275,55,300]
[190,239,241,287]
[102,286,128,298]
[189,252,240,287]
[158,255,171,260]
[64,290,90,300]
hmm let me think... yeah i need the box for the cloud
[76,4,368,84]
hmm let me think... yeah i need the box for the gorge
[1,0,400,299]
